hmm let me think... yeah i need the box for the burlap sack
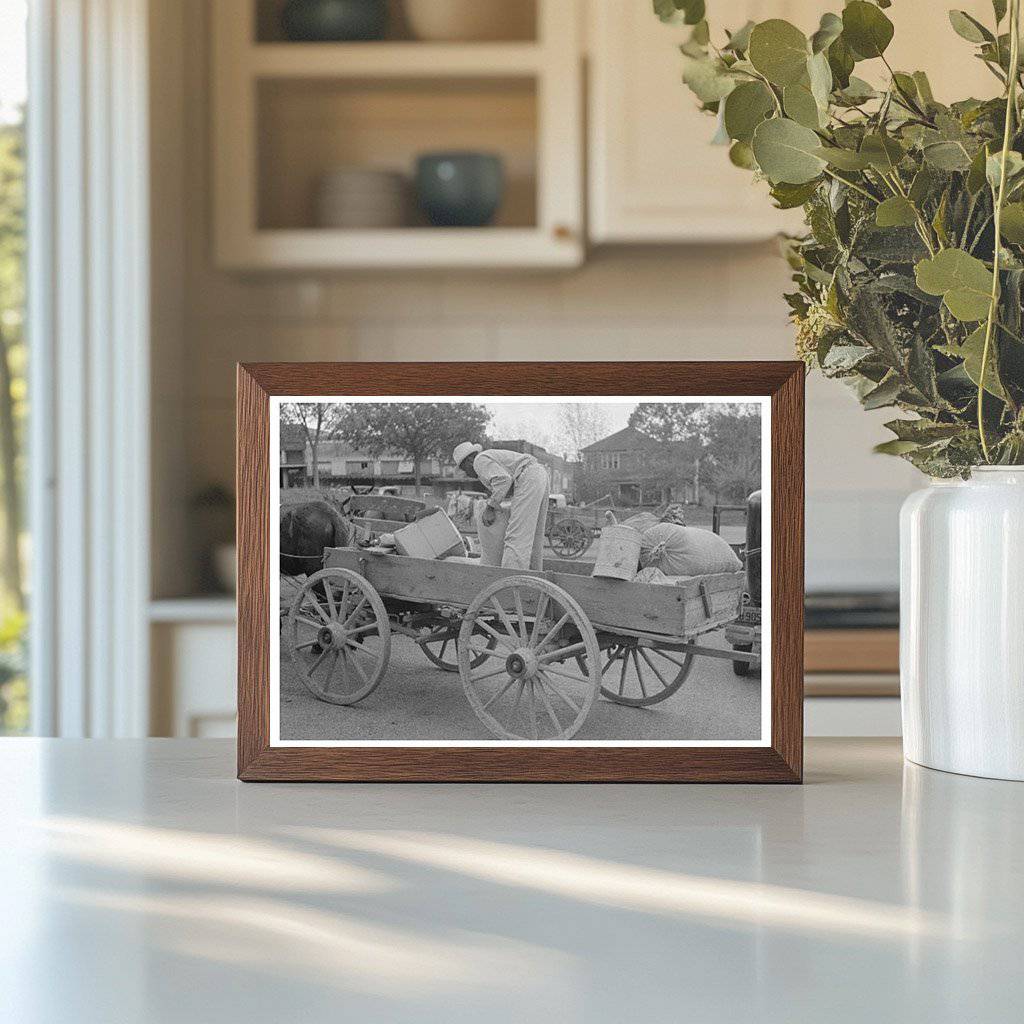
[639,523,742,576]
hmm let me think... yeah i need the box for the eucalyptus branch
[665,1,1024,473]
[968,212,994,253]
[880,54,929,120]
[979,0,1021,462]
[981,58,1009,87]
[822,167,880,203]
[750,68,783,116]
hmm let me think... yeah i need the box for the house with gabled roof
[580,426,688,506]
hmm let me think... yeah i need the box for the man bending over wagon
[452,442,550,571]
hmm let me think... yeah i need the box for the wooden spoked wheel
[420,620,497,672]
[458,575,601,740]
[550,518,590,558]
[286,568,391,706]
[599,641,694,707]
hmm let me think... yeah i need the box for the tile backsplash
[173,247,917,594]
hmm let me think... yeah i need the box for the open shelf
[249,42,544,77]
[222,227,579,269]
[213,0,581,268]
[254,0,538,45]
[257,76,538,232]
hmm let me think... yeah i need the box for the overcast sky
[485,401,632,440]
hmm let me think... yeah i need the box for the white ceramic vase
[900,467,1024,780]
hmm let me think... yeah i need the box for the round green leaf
[724,20,755,54]
[681,55,736,103]
[654,0,705,25]
[924,141,973,172]
[729,140,758,170]
[842,1,894,59]
[948,10,993,44]
[770,179,820,209]
[986,150,1024,190]
[748,19,810,86]
[807,51,833,109]
[814,145,871,170]
[912,71,935,103]
[860,133,905,172]
[875,196,918,228]
[967,143,994,194]
[959,325,1006,398]
[914,249,994,322]
[783,83,821,129]
[874,439,922,456]
[752,117,827,184]
[999,202,1024,243]
[828,35,855,88]
[723,80,775,143]
[811,12,843,54]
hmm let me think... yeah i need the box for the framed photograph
[238,362,804,782]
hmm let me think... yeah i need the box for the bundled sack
[639,523,742,576]
[622,511,660,533]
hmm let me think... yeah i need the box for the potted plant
[660,0,1024,779]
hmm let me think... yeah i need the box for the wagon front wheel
[458,575,601,740]
[599,641,695,707]
[286,568,390,705]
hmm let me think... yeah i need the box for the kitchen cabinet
[588,1,812,243]
[211,0,584,269]
[587,0,998,244]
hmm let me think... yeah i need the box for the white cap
[452,442,482,466]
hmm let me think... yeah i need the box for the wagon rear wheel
[550,518,589,558]
[286,568,390,705]
[419,620,497,672]
[599,641,695,707]
[458,575,601,740]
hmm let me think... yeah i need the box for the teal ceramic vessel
[281,0,388,42]
[415,152,505,227]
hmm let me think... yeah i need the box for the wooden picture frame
[238,362,804,782]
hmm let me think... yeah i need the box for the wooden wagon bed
[324,547,743,641]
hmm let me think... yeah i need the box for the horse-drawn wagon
[283,548,750,741]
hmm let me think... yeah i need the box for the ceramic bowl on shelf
[314,167,409,228]
[280,0,388,42]
[403,0,534,42]
[414,152,504,227]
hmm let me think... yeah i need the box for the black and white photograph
[271,396,769,745]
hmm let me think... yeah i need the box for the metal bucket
[591,525,643,580]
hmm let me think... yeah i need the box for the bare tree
[280,403,345,488]
[556,404,613,460]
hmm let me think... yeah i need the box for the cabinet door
[588,1,1003,245]
[589,1,814,243]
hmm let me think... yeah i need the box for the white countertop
[2,738,1021,1023]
